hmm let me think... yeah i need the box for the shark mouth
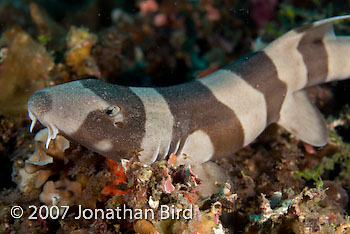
[28,110,59,148]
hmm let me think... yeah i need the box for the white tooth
[30,118,37,133]
[46,127,53,149]
[51,125,58,140]
[28,111,37,133]
[45,136,52,149]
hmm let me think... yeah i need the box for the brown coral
[0,27,54,121]
[29,2,66,50]
[323,180,349,208]
[15,128,70,192]
[39,179,82,207]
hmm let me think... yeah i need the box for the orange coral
[133,219,160,234]
[65,26,101,78]
[184,192,198,204]
[101,158,128,196]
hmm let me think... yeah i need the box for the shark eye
[105,106,120,116]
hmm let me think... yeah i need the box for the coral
[91,26,138,84]
[2,1,350,233]
[101,159,128,196]
[158,202,227,233]
[29,2,66,50]
[40,178,82,207]
[13,128,70,193]
[65,26,100,78]
[111,8,134,25]
[99,154,239,233]
[0,0,33,33]
[0,27,54,121]
[251,0,278,27]
[33,128,70,161]
[205,3,220,21]
[323,180,349,208]
[247,187,350,233]
[16,166,49,193]
[134,219,160,234]
[138,0,159,15]
[296,109,350,195]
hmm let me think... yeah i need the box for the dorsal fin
[294,15,350,39]
[277,90,328,146]
[264,15,350,93]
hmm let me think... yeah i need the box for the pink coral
[251,0,278,27]
[206,4,220,21]
[154,13,167,27]
[138,0,159,15]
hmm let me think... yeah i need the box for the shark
[27,16,350,195]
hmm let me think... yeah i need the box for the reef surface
[1,0,350,233]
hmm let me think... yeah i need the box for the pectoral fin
[191,161,230,197]
[277,90,328,146]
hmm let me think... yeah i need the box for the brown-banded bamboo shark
[28,16,350,192]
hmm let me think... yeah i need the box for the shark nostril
[28,91,53,115]
[114,122,124,128]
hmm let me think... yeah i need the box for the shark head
[27,79,146,160]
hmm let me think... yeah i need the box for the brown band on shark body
[225,51,287,124]
[72,79,146,160]
[156,80,244,159]
[297,28,329,86]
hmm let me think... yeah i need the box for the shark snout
[28,90,60,148]
[28,91,53,116]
